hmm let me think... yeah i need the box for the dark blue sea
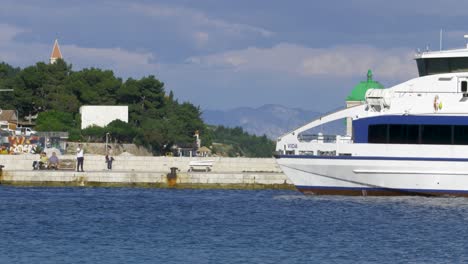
[1,187,468,264]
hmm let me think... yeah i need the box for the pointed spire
[50,39,63,64]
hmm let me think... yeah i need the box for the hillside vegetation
[0,60,274,157]
[207,126,274,157]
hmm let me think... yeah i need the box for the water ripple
[1,186,468,263]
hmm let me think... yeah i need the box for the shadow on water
[273,193,468,208]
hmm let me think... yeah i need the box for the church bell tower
[50,39,63,64]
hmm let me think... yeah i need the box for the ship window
[454,125,468,145]
[421,125,452,145]
[317,150,336,156]
[367,124,468,145]
[426,58,450,75]
[368,124,387,143]
[389,125,404,143]
[407,125,420,144]
[417,59,427,76]
[449,58,468,73]
[462,81,467,93]
[369,124,420,144]
[417,57,468,77]
[388,125,419,144]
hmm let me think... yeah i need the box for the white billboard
[80,105,128,129]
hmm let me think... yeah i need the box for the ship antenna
[440,29,443,51]
[464,35,468,49]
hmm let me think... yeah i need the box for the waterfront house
[0,110,18,131]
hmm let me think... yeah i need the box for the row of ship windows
[368,124,468,145]
[417,57,468,77]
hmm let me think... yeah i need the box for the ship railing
[298,134,352,144]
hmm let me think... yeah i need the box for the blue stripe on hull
[296,185,468,197]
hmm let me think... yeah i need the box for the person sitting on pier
[0,145,8,154]
[38,152,48,170]
[48,152,59,170]
[32,153,40,170]
[32,152,48,170]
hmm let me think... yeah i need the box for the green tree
[0,59,214,156]
[67,68,120,105]
[118,76,166,123]
[35,110,75,131]
[81,125,106,142]
[106,119,140,143]
[210,126,275,157]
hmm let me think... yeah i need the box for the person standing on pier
[76,144,84,172]
[105,145,114,170]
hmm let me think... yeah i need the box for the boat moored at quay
[276,37,468,196]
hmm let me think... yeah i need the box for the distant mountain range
[202,104,345,139]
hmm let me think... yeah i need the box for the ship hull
[277,155,468,197]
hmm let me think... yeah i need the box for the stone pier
[0,155,294,190]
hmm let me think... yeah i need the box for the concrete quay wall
[0,155,293,190]
[0,155,283,173]
[0,171,292,190]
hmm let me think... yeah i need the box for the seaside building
[0,110,18,131]
[50,39,63,64]
[197,146,212,157]
[345,70,384,136]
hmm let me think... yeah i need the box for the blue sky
[1,0,468,111]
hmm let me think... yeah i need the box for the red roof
[50,39,63,59]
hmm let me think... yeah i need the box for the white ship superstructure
[276,37,468,196]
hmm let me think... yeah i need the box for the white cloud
[186,43,417,81]
[300,45,416,80]
[130,3,274,38]
[0,24,36,63]
[0,24,26,42]
[64,45,159,77]
[349,0,468,17]
[193,31,210,47]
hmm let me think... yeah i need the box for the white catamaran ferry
[276,37,468,196]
